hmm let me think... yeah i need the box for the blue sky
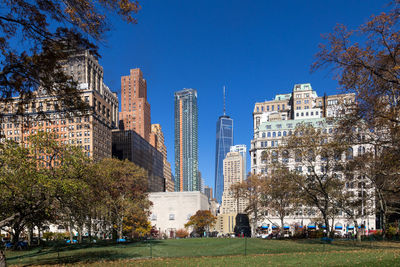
[99,0,389,190]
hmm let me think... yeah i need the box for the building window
[169,214,175,220]
[267,106,269,111]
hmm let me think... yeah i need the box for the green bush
[43,232,54,241]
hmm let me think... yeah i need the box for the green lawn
[4,238,400,266]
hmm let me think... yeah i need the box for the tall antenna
[223,85,226,116]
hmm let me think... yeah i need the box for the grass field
[4,238,400,266]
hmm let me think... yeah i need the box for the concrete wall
[149,191,210,237]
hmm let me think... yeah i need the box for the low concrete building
[149,191,210,238]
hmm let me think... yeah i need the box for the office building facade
[112,130,165,192]
[151,124,174,192]
[174,89,199,191]
[214,115,233,203]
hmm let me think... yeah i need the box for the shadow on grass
[15,250,141,266]
[6,240,161,263]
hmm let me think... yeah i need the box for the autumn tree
[94,158,150,240]
[184,210,217,236]
[313,0,400,233]
[0,0,140,126]
[263,165,300,229]
[234,174,266,237]
[281,124,347,237]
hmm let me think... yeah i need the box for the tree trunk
[0,250,7,267]
[11,228,22,250]
[37,227,41,246]
[69,219,74,243]
[355,221,361,242]
[87,216,92,243]
[77,227,82,243]
[382,212,387,239]
[118,216,124,240]
[252,205,258,237]
[27,226,33,246]
[323,215,331,238]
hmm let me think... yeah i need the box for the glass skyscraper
[174,89,199,192]
[214,115,233,203]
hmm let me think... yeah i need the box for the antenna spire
[223,85,226,116]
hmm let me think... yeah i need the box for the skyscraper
[214,87,233,203]
[151,123,174,192]
[221,151,247,214]
[174,89,199,192]
[119,68,151,141]
[230,144,247,179]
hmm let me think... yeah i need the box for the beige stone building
[221,151,247,214]
[211,213,236,235]
[0,50,118,161]
[151,124,174,192]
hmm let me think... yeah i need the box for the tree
[230,181,246,214]
[94,158,150,240]
[313,0,400,234]
[263,165,300,230]
[281,124,346,237]
[184,210,217,237]
[0,132,91,247]
[236,174,266,237]
[0,0,140,123]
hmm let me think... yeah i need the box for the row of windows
[256,104,286,112]
[296,111,319,117]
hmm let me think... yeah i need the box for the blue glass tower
[214,87,233,203]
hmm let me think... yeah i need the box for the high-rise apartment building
[174,89,199,192]
[230,144,247,180]
[221,151,247,214]
[0,50,119,161]
[119,68,151,141]
[151,124,174,192]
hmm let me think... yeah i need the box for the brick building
[0,50,119,161]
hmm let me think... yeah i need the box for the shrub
[43,232,54,241]
[176,229,189,238]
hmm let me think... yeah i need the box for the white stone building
[149,191,210,237]
[249,83,376,235]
